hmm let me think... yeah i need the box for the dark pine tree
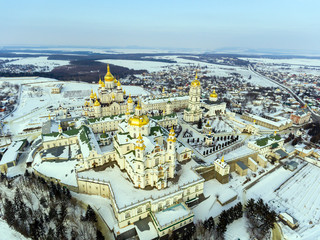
[96,229,105,240]
[4,198,15,226]
[85,205,97,222]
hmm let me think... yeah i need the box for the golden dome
[125,107,130,115]
[191,71,201,87]
[112,92,115,99]
[58,124,62,130]
[128,94,133,103]
[191,79,201,87]
[210,89,218,98]
[123,90,126,95]
[117,80,121,87]
[114,78,117,83]
[128,115,149,127]
[90,90,94,99]
[101,81,105,88]
[94,92,97,99]
[98,78,102,85]
[104,64,114,82]
[94,99,101,106]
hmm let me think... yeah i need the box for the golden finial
[195,71,198,80]
[112,92,115,99]
[107,64,110,73]
[123,90,126,95]
[48,114,51,120]
[94,92,97,99]
[128,93,133,103]
[90,89,94,99]
[117,80,121,87]
[221,155,224,162]
[94,99,100,106]
[162,87,165,93]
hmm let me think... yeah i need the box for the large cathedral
[83,64,132,118]
[114,102,177,189]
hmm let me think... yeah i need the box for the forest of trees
[0,171,103,240]
[304,122,320,143]
[181,198,276,240]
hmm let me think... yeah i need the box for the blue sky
[0,0,319,52]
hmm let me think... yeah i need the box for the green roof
[150,126,163,136]
[255,134,281,147]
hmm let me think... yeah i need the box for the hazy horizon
[1,0,319,53]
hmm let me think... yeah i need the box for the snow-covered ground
[32,152,78,187]
[98,59,171,72]
[240,57,320,66]
[0,219,30,240]
[247,162,320,239]
[4,56,69,72]
[224,217,250,240]
[0,77,150,136]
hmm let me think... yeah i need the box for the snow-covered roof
[154,203,192,227]
[280,212,298,224]
[218,188,237,204]
[0,141,24,165]
[78,160,203,211]
[244,113,292,127]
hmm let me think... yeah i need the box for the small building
[214,156,230,184]
[256,154,268,168]
[290,108,311,125]
[247,134,284,156]
[51,84,63,94]
[274,149,288,160]
[0,140,26,173]
[279,212,299,229]
[284,161,298,171]
[235,161,248,176]
[248,157,258,172]
[152,202,194,237]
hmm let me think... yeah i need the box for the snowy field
[3,56,69,71]
[240,57,320,66]
[97,59,171,72]
[224,217,250,240]
[247,162,320,239]
[0,219,29,240]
